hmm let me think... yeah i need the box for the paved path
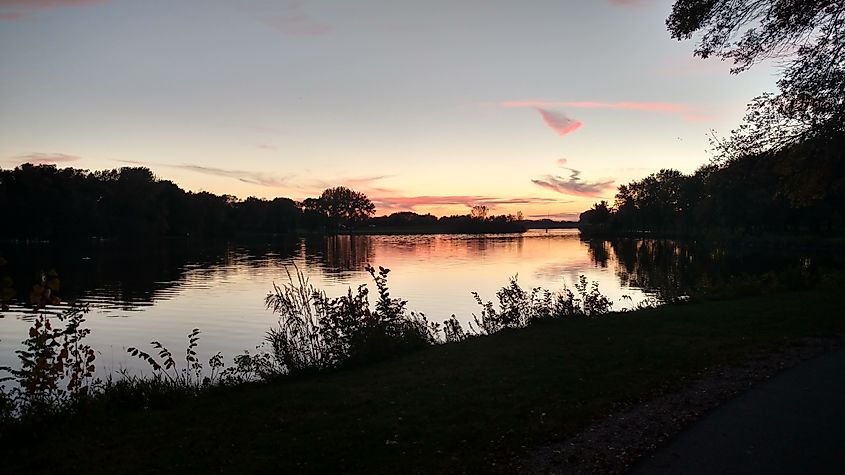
[630,349,845,474]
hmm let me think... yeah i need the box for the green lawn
[3,291,842,474]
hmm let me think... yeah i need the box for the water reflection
[586,237,837,301]
[303,235,375,276]
[2,233,835,317]
[1,231,837,373]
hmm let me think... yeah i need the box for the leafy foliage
[1,265,618,427]
[667,0,844,155]
[315,186,376,230]
[471,275,612,334]
[263,265,441,374]
[0,269,97,419]
[127,329,208,387]
[583,135,845,236]
[0,164,531,239]
[0,165,370,239]
[1,306,96,414]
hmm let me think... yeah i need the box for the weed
[128,329,223,388]
[0,269,96,420]
[471,275,613,334]
[264,264,442,374]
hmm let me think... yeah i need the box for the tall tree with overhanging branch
[667,0,844,159]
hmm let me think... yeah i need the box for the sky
[0,0,781,219]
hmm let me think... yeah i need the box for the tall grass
[263,264,440,375]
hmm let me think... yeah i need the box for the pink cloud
[537,108,583,136]
[17,152,81,165]
[0,0,107,20]
[495,100,709,122]
[556,158,568,167]
[371,195,560,212]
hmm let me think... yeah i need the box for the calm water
[0,230,828,376]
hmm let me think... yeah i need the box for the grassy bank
[2,291,843,474]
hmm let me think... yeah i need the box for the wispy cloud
[15,152,81,165]
[493,100,709,121]
[171,164,292,187]
[0,0,107,20]
[304,175,396,195]
[483,197,566,205]
[556,158,568,167]
[253,0,333,37]
[536,108,583,136]
[371,195,561,212]
[340,175,392,188]
[116,160,292,188]
[532,167,615,198]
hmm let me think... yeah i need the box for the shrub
[471,275,613,334]
[1,304,96,419]
[264,264,442,375]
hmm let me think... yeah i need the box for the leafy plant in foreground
[0,267,99,420]
[127,329,224,388]
[264,264,443,375]
[471,275,613,335]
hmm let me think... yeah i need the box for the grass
[2,290,843,474]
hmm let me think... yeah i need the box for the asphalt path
[629,349,845,474]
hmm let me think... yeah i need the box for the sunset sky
[0,0,780,219]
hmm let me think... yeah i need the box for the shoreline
[3,290,844,473]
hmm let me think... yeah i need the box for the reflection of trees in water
[600,238,826,301]
[583,239,610,268]
[463,234,524,256]
[301,234,527,274]
[466,236,489,254]
[303,235,375,274]
[0,239,301,311]
[608,239,695,301]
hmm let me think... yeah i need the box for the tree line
[0,164,525,239]
[0,165,377,239]
[580,132,844,236]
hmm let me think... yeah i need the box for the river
[0,230,828,375]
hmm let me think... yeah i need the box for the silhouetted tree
[0,165,309,239]
[471,205,489,220]
[317,187,375,230]
[579,201,611,227]
[371,212,438,227]
[582,139,844,237]
[667,0,844,156]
